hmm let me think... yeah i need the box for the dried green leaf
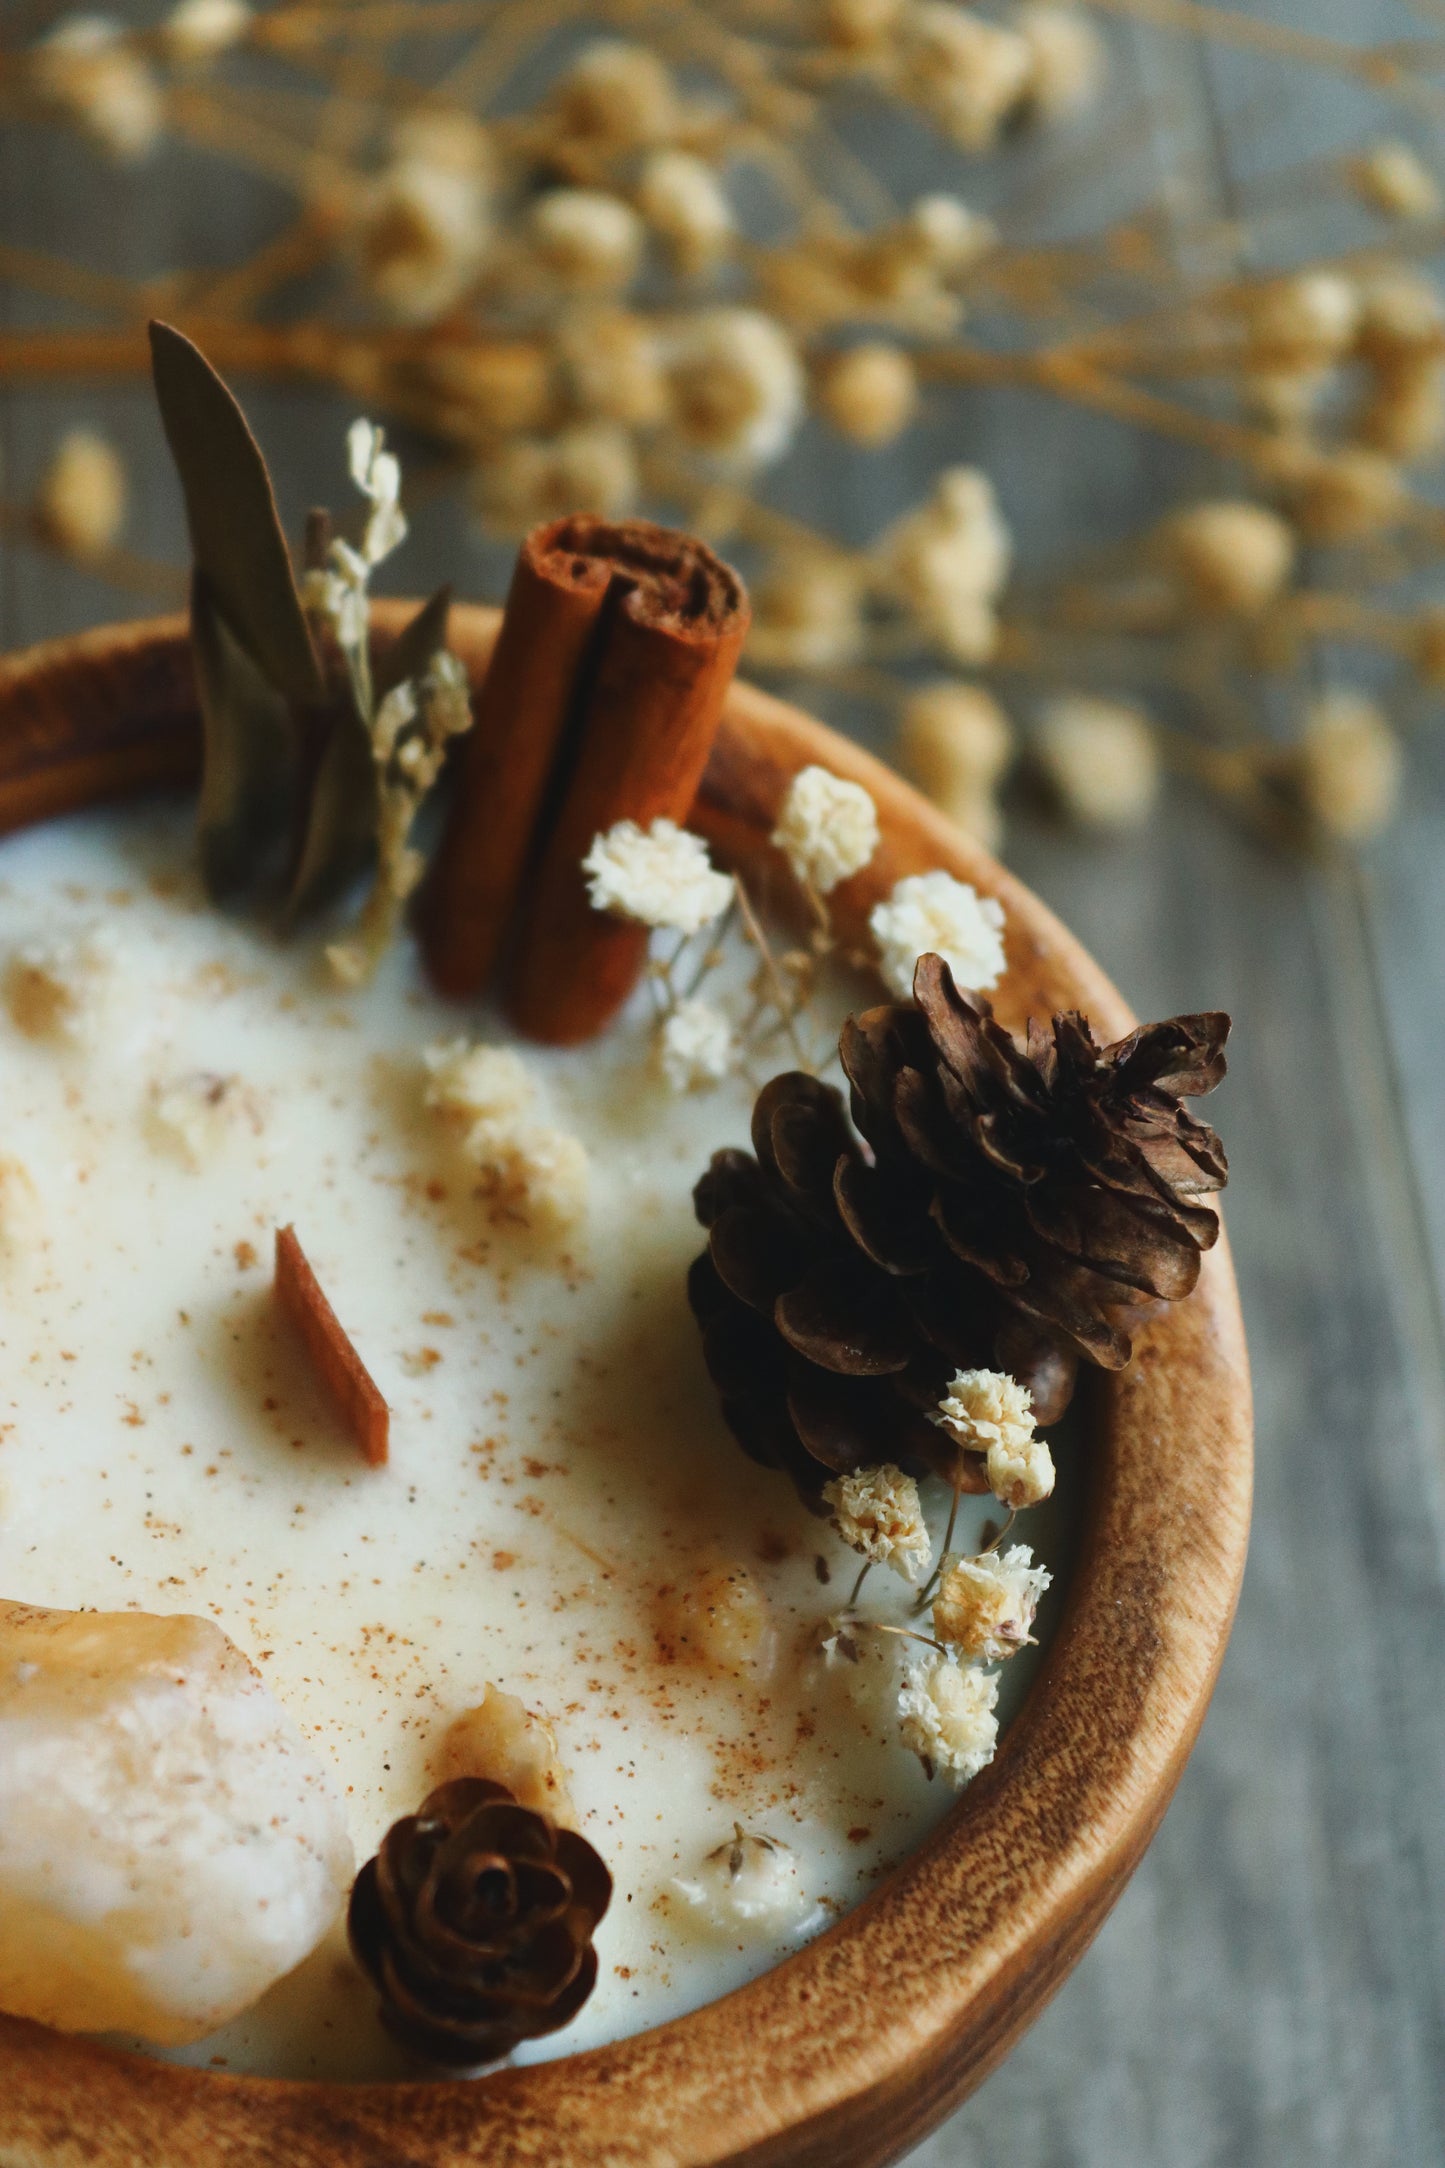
[190,572,301,902]
[149,320,323,709]
[374,585,453,703]
[285,700,380,924]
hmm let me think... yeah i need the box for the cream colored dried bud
[1013,3,1106,122]
[1033,694,1159,830]
[1354,269,1444,365]
[870,870,1006,997]
[556,307,667,427]
[821,0,907,44]
[1356,355,1445,459]
[657,999,737,1092]
[473,423,639,532]
[356,154,490,325]
[902,4,1031,152]
[583,817,733,933]
[933,1366,1034,1457]
[550,41,679,150]
[34,16,163,161]
[904,194,997,275]
[933,1544,1050,1661]
[1247,272,1359,368]
[881,466,1012,664]
[530,189,643,293]
[990,1432,1054,1509]
[823,1465,932,1583]
[771,764,880,894]
[671,1827,812,1937]
[901,681,1013,816]
[162,0,250,61]
[898,1649,999,1785]
[430,1685,575,1825]
[1349,140,1441,222]
[487,1126,589,1235]
[656,1567,773,1677]
[637,151,734,275]
[34,428,126,558]
[1290,691,1402,844]
[750,556,865,671]
[818,343,917,446]
[1282,446,1405,543]
[662,309,805,466]
[1157,501,1294,618]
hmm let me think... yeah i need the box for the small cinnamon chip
[273,1225,389,1466]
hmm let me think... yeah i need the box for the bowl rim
[0,605,1252,2168]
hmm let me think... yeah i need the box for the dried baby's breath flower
[902,4,1032,153]
[555,308,668,427]
[670,1827,812,1936]
[900,680,1013,846]
[1290,690,1402,843]
[148,1072,260,1169]
[355,142,491,325]
[1282,445,1405,544]
[1356,356,1445,460]
[933,1544,1050,1661]
[1034,694,1160,830]
[637,152,734,276]
[1157,501,1295,619]
[818,343,918,446]
[530,189,644,292]
[424,1040,587,1232]
[473,423,639,531]
[1354,268,1444,364]
[1247,271,1359,370]
[583,818,733,933]
[822,1464,932,1583]
[549,40,679,152]
[34,428,126,558]
[657,998,737,1091]
[897,1648,999,1785]
[987,1427,1055,1509]
[1349,140,1441,222]
[750,555,864,671]
[662,309,806,466]
[33,16,162,162]
[771,765,880,894]
[347,417,407,568]
[934,1367,1054,1504]
[424,1039,535,1133]
[869,870,1006,996]
[161,0,251,63]
[905,193,998,275]
[881,466,1012,665]
[1013,3,1106,121]
[430,1685,575,1825]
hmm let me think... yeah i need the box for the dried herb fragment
[689,953,1229,1503]
[273,1225,389,1465]
[348,1778,612,2070]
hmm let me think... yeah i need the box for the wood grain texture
[0,609,1250,2168]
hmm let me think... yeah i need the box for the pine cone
[689,953,1228,1506]
[348,1777,612,2069]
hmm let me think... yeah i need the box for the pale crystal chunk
[0,1602,353,2045]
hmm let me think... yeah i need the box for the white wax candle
[0,801,1072,2080]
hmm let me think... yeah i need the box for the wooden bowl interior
[0,607,1251,2168]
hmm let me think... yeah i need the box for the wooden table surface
[2,4,1442,2163]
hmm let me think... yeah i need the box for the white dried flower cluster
[474,422,639,531]
[1033,695,1160,831]
[657,998,737,1093]
[356,111,493,324]
[902,4,1032,152]
[32,15,162,162]
[303,418,408,661]
[549,40,681,152]
[1349,140,1441,222]
[638,152,735,275]
[33,429,126,559]
[881,467,1012,664]
[423,1040,589,1234]
[770,765,880,895]
[1014,3,1106,121]
[869,869,1006,998]
[583,818,734,934]
[661,309,806,466]
[932,1544,1050,1662]
[1291,690,1402,843]
[897,1648,1000,1784]
[900,680,1013,847]
[933,1366,1055,1507]
[1158,501,1295,619]
[823,1465,932,1583]
[818,343,918,446]
[671,1827,813,1939]
[162,0,251,63]
[530,188,644,293]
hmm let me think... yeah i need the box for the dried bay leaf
[191,572,300,902]
[284,698,380,925]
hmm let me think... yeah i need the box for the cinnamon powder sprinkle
[273,1224,390,1466]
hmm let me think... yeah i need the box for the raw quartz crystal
[0,1601,352,2044]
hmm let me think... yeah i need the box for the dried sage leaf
[284,699,380,925]
[149,320,322,709]
[191,572,300,902]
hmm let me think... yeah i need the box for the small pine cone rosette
[689,951,1229,1503]
[348,1777,612,2069]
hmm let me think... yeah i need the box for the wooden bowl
[0,606,1252,2168]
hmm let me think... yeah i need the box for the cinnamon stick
[421,516,749,1042]
[273,1224,390,1466]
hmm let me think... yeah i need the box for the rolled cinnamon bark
[421,516,748,1042]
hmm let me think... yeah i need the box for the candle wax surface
[0,803,1077,2082]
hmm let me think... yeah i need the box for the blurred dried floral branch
[1,0,1444,851]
